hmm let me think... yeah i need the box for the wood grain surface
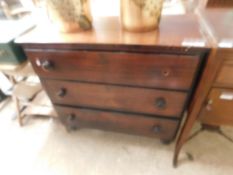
[42,79,187,117]
[27,50,200,90]
[55,105,179,141]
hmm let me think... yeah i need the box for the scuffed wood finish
[42,79,187,117]
[27,50,199,90]
[55,105,179,142]
[199,88,233,126]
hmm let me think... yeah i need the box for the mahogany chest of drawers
[16,15,209,143]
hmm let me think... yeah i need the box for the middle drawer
[42,79,187,118]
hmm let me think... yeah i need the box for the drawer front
[55,105,179,141]
[215,59,233,88]
[42,80,187,118]
[199,88,233,126]
[27,50,199,90]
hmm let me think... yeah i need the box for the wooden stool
[0,61,45,126]
[13,81,42,126]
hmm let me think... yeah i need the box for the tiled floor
[0,91,233,175]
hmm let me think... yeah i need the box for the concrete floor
[0,93,233,175]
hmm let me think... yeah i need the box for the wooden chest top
[15,14,210,53]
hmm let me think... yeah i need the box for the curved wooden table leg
[173,109,200,167]
[173,48,219,167]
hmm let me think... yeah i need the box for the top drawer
[215,58,233,88]
[26,50,199,90]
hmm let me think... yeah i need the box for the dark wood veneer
[27,50,199,90]
[42,79,187,117]
[55,105,179,142]
[16,14,209,159]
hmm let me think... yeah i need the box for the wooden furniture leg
[8,74,25,126]
[173,48,220,167]
[203,124,233,143]
[12,82,42,126]
[183,124,233,146]
[217,129,233,143]
[12,95,23,126]
[173,107,201,167]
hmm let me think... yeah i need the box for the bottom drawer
[199,88,233,126]
[55,105,179,143]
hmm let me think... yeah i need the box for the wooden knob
[57,88,66,97]
[155,97,166,109]
[41,60,54,71]
[153,125,162,133]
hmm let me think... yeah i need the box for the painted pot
[120,0,164,32]
[46,0,92,33]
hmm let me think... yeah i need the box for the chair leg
[13,95,23,126]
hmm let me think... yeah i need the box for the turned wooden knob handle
[155,97,167,109]
[153,125,162,133]
[41,60,54,71]
[57,88,66,97]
